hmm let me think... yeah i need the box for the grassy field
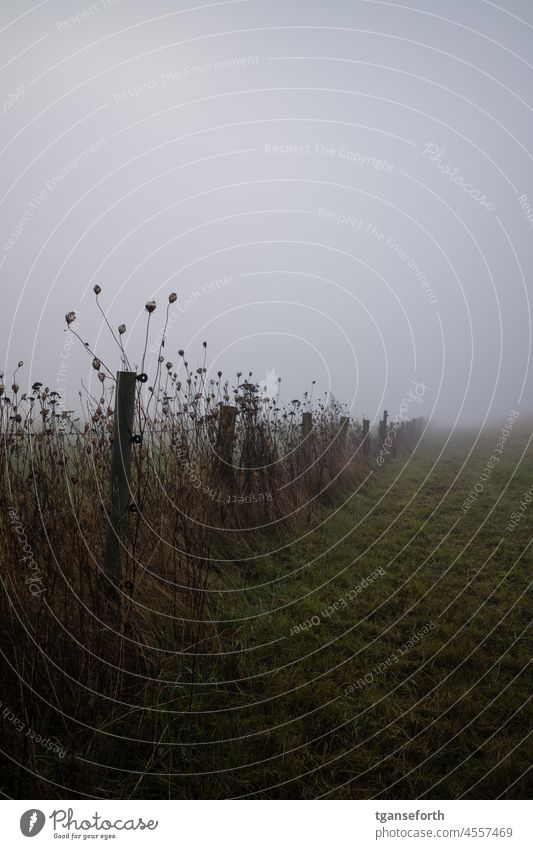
[3,424,529,799]
[149,426,530,800]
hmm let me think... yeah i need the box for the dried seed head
[159,355,164,363]
[93,284,102,295]
[98,372,106,382]
[12,384,19,393]
[145,300,156,313]
[17,361,24,368]
[92,357,101,370]
[202,341,207,349]
[178,349,184,357]
[118,324,126,335]
[168,292,177,303]
[65,311,76,325]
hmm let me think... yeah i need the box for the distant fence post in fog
[378,410,388,454]
[362,418,370,456]
[216,405,237,484]
[371,411,427,462]
[104,370,137,606]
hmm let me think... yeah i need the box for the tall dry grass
[0,291,369,795]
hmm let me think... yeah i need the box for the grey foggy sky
[1,0,533,426]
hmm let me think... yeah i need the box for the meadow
[0,295,530,799]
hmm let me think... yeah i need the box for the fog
[1,0,532,427]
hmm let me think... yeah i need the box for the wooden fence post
[399,420,405,450]
[104,371,137,604]
[378,410,388,455]
[362,418,370,456]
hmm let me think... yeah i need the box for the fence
[97,372,425,607]
[1,365,426,611]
